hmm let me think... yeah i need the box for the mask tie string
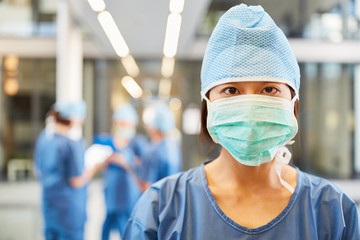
[275,141,295,194]
[45,115,55,139]
[275,94,297,193]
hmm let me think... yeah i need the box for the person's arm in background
[66,139,108,188]
[70,160,108,188]
[108,153,151,192]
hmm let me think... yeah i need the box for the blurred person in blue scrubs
[99,103,149,240]
[34,100,106,240]
[142,101,182,183]
[124,4,360,239]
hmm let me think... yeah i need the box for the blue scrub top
[94,133,149,160]
[34,130,87,231]
[128,134,149,160]
[143,138,182,183]
[124,163,360,239]
[95,134,143,213]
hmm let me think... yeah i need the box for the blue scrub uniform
[124,162,360,239]
[128,134,149,160]
[143,139,182,183]
[95,135,143,239]
[34,130,87,240]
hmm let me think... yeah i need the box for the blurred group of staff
[34,100,182,240]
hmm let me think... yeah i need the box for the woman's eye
[262,87,278,94]
[224,87,239,95]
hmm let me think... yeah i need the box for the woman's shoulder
[128,165,204,230]
[132,165,204,210]
[297,169,356,207]
[38,132,71,151]
[296,169,360,238]
[150,165,203,194]
[299,170,342,193]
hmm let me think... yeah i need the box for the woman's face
[208,81,292,102]
[113,120,136,140]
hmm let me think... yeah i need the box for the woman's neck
[150,132,164,143]
[205,148,284,193]
[204,148,297,229]
[55,123,70,136]
[113,136,130,150]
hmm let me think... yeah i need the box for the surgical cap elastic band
[202,76,298,96]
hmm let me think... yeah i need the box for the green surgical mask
[202,93,298,167]
[115,127,136,140]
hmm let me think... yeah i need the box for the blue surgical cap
[113,103,138,124]
[147,102,175,133]
[54,100,87,120]
[201,4,300,95]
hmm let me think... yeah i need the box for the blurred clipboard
[85,144,113,169]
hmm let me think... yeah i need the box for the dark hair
[47,109,71,125]
[199,89,300,155]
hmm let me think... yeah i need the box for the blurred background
[0,0,360,239]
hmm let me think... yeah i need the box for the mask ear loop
[200,91,211,103]
[200,91,219,143]
[291,94,298,102]
[200,91,212,120]
[290,94,298,108]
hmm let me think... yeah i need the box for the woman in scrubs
[142,102,182,183]
[123,4,360,239]
[34,101,106,240]
[101,104,148,239]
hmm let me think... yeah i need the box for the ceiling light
[163,13,182,57]
[3,55,18,72]
[121,55,140,77]
[169,98,182,111]
[142,106,156,126]
[169,0,185,13]
[121,76,143,99]
[3,78,19,96]
[98,11,129,57]
[158,78,172,97]
[3,55,19,78]
[87,0,106,12]
[161,56,175,78]
[182,106,201,135]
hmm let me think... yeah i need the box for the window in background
[199,0,359,40]
[0,0,56,37]
[0,58,56,180]
[294,63,355,178]
[0,0,32,36]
